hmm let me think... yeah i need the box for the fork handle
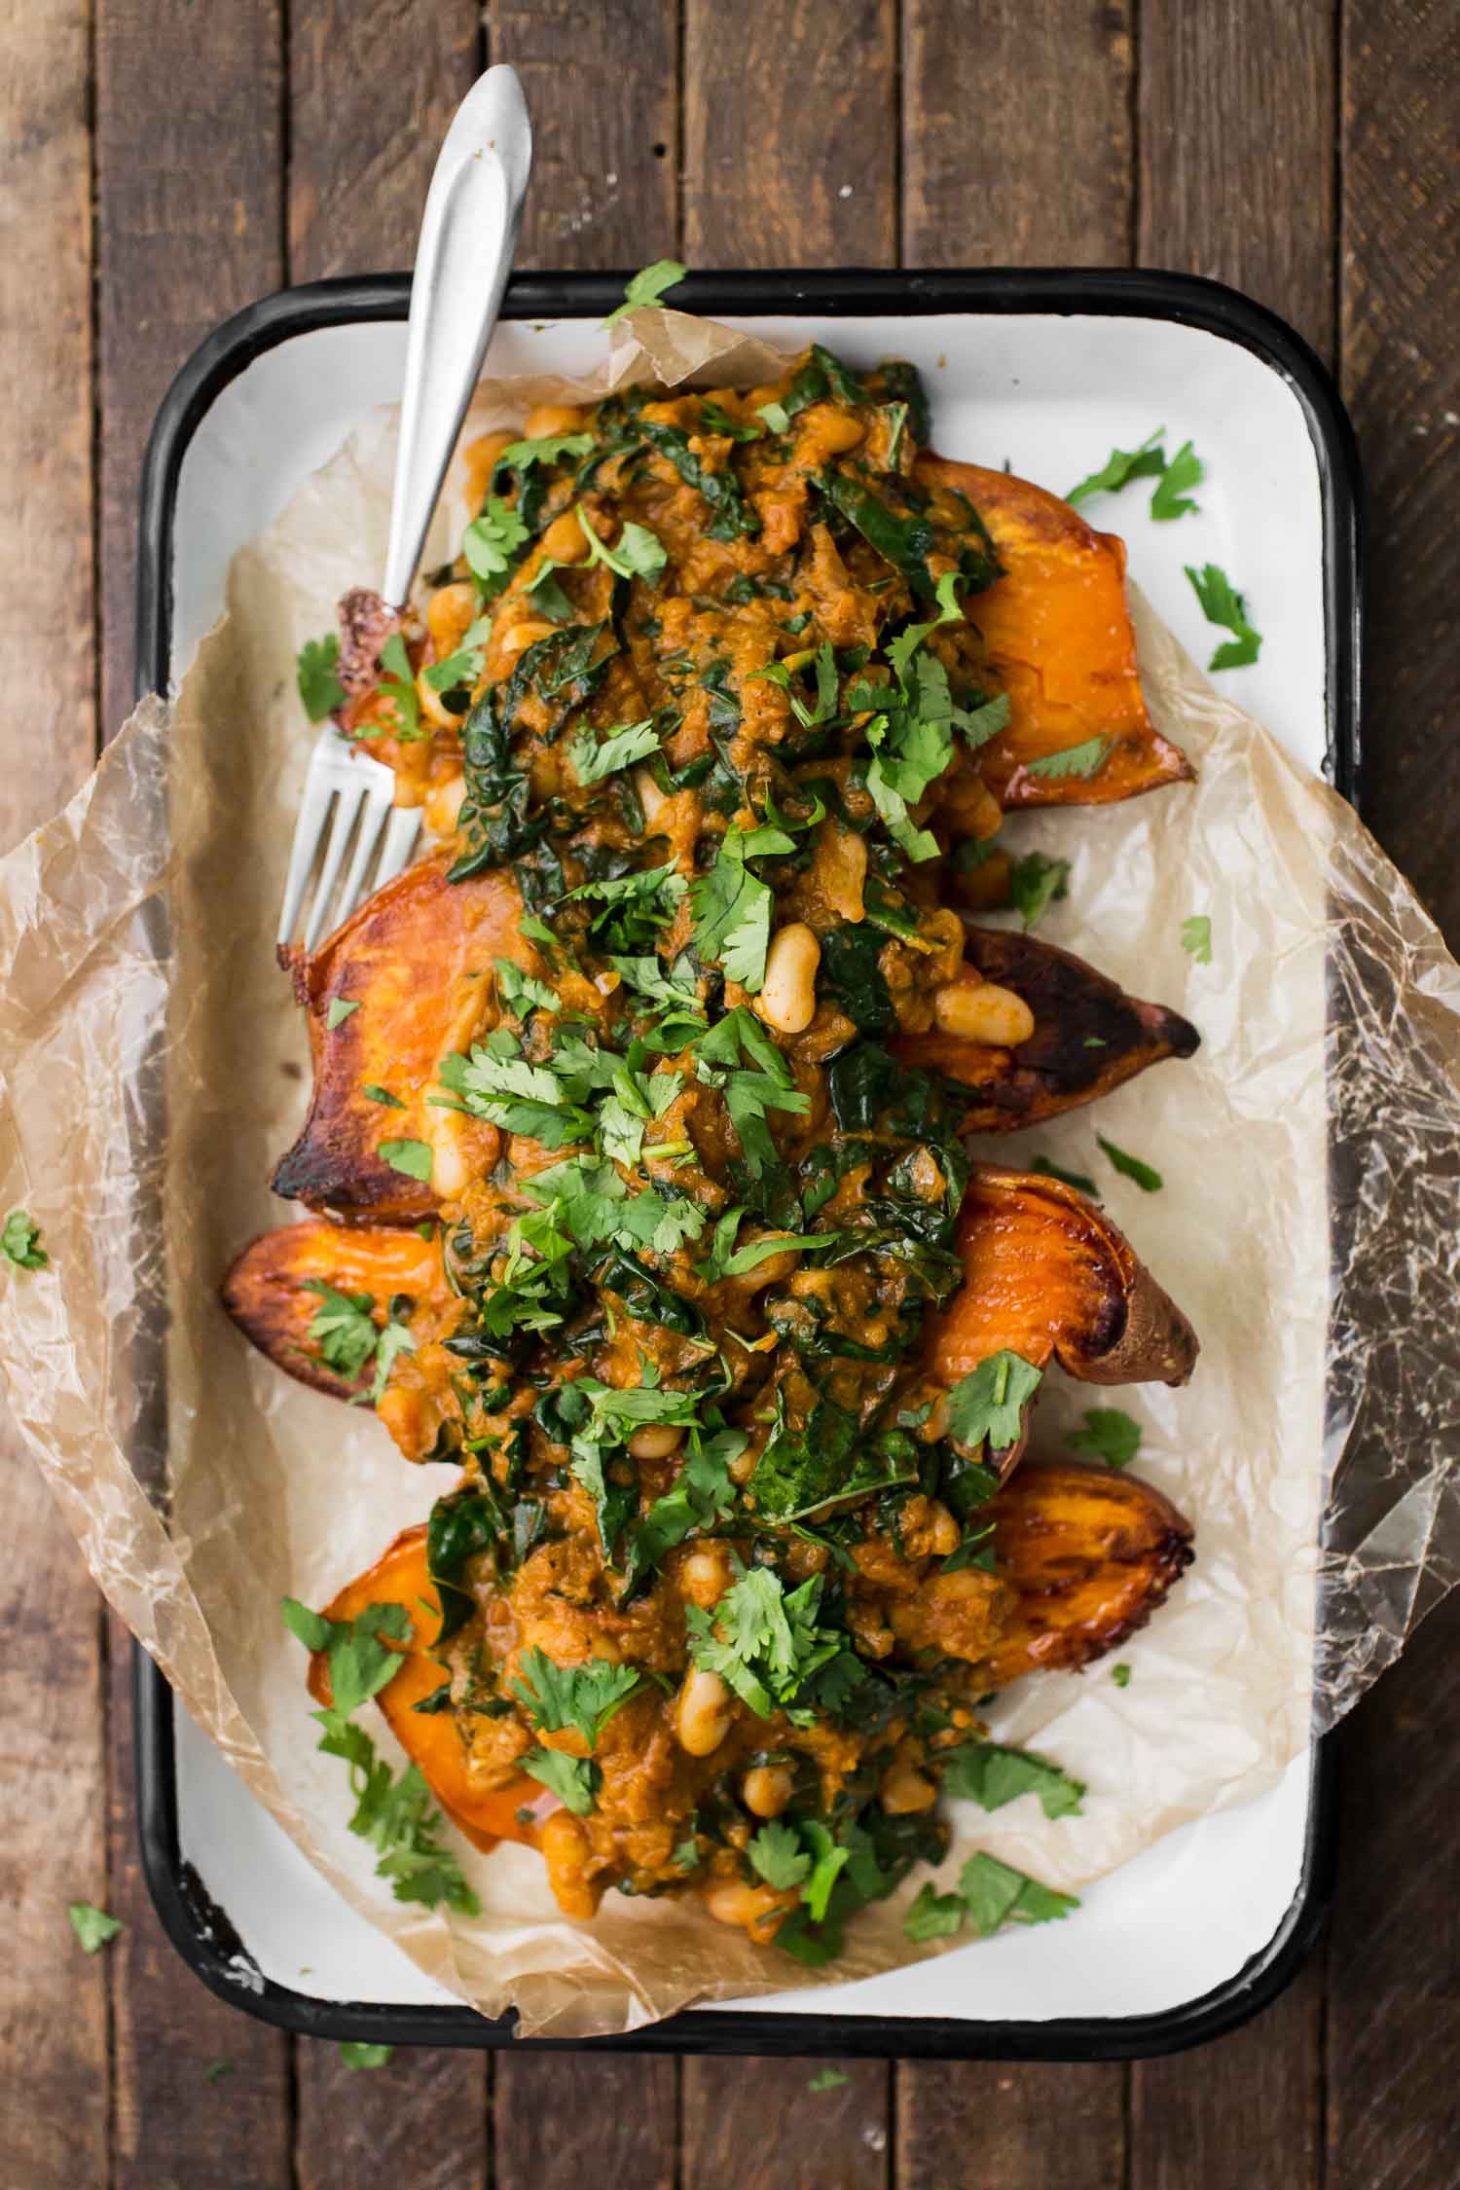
[381,66,533,610]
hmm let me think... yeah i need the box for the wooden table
[2,3,1456,2183]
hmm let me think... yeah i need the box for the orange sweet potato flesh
[894,923,1199,1131]
[984,1462,1193,1685]
[926,1166,1197,1408]
[271,854,535,1220]
[916,454,1191,806]
[309,1523,539,1851]
[221,1217,447,1400]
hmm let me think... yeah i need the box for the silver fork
[277,64,533,954]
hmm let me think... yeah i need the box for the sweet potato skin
[271,855,535,1220]
[221,1218,446,1398]
[985,1461,1193,1685]
[916,454,1191,806]
[895,923,1199,1130]
[309,1525,539,1850]
[927,1165,1198,1400]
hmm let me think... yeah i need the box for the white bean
[755,922,821,1035]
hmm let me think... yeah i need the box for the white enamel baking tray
[135,271,1356,2057]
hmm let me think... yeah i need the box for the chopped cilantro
[1030,1155,1100,1198]
[1096,1134,1163,1192]
[1025,735,1109,782]
[577,506,667,584]
[1066,1407,1142,1467]
[499,432,595,471]
[297,632,346,720]
[941,1742,1085,1820]
[945,1350,1043,1453]
[569,718,660,785]
[1111,1663,1132,1688]
[2,1209,48,1270]
[301,1280,379,1381]
[378,1138,433,1184]
[903,1884,966,1942]
[376,632,421,741]
[689,822,793,990]
[463,497,530,588]
[748,1819,812,1890]
[758,400,791,433]
[1185,562,1262,670]
[686,1566,842,1719]
[202,2059,234,2085]
[67,1902,122,1954]
[807,2067,849,2093]
[1150,438,1203,520]
[1008,851,1070,929]
[522,1747,598,1815]
[959,1852,1079,1935]
[362,1084,404,1108]
[1181,914,1212,963]
[1065,429,1166,507]
[509,1647,642,1747]
[604,258,688,325]
[325,997,360,1030]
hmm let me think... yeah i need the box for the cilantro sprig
[1186,562,1262,670]
[604,258,687,326]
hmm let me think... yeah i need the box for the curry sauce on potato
[232,344,1200,1959]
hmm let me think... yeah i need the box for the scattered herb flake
[1008,850,1071,930]
[522,1747,598,1815]
[945,1350,1043,1453]
[1029,1156,1100,1198]
[378,1138,433,1184]
[1150,438,1203,520]
[297,633,346,720]
[203,2059,234,2085]
[338,2042,394,2071]
[1067,1407,1142,1467]
[1026,735,1110,782]
[604,258,688,325]
[958,1853,1079,1936]
[68,1902,122,1954]
[1111,1663,1133,1688]
[1181,914,1212,964]
[1096,1134,1163,1192]
[903,1884,966,1942]
[325,997,360,1029]
[1185,561,1262,670]
[1065,430,1166,508]
[807,2066,850,2093]
[942,1742,1085,1820]
[2,1209,48,1270]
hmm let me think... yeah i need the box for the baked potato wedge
[916,454,1191,806]
[308,1524,539,1851]
[926,1166,1197,1452]
[271,854,536,1220]
[895,923,1199,1131]
[984,1461,1194,1685]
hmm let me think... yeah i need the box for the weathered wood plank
[295,2039,487,2190]
[93,6,294,2181]
[1131,1957,1324,2190]
[106,1623,293,2190]
[683,0,897,265]
[1327,1595,1460,2188]
[683,2057,888,2190]
[488,0,679,268]
[288,2,481,280]
[493,2053,677,2189]
[903,0,1134,266]
[95,0,285,740]
[898,2061,1125,2190]
[0,6,108,2187]
[1340,0,1460,931]
[1139,0,1337,355]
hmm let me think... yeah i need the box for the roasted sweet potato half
[916,453,1191,806]
[926,1166,1197,1423]
[895,924,1199,1131]
[271,854,536,1220]
[308,1524,539,1850]
[984,1461,1194,1686]
[221,1218,448,1399]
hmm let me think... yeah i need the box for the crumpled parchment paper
[1,308,1456,2036]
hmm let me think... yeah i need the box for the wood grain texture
[683,2057,889,2190]
[1340,0,1460,933]
[94,0,284,738]
[295,2040,487,2190]
[94,6,292,2180]
[903,0,1134,266]
[898,2060,1125,2190]
[0,7,108,2187]
[684,0,897,265]
[106,1621,292,2190]
[488,0,679,268]
[288,2,481,280]
[1131,1957,1324,2190]
[1139,0,1337,355]
[493,2053,677,2190]
[1327,1594,1460,2189]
